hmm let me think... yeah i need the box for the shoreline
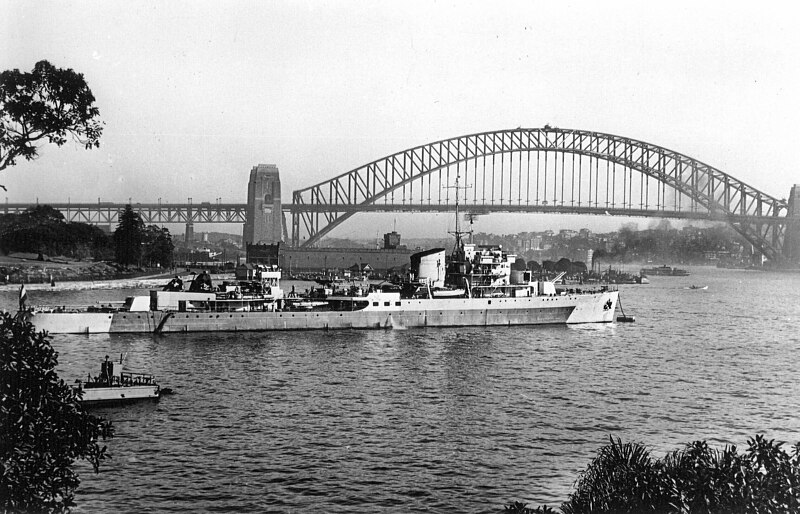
[0,257,182,287]
[0,271,235,293]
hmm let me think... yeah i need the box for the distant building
[280,247,413,273]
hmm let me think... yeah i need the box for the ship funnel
[410,248,446,288]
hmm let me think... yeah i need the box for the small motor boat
[73,354,164,407]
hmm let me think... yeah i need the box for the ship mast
[446,172,471,254]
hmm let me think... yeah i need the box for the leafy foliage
[143,225,175,268]
[0,60,103,187]
[561,437,669,513]
[555,258,573,273]
[505,501,557,513]
[113,205,145,266]
[112,208,175,268]
[0,204,174,266]
[0,206,112,259]
[512,257,528,271]
[558,435,800,514]
[0,312,113,512]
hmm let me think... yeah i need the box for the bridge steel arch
[291,127,792,263]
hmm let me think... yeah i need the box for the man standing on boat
[100,355,114,386]
[18,283,27,311]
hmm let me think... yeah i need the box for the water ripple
[1,267,798,512]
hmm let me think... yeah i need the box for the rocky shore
[0,255,164,284]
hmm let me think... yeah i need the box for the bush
[510,435,800,514]
[0,313,114,512]
[505,501,557,513]
[561,436,800,514]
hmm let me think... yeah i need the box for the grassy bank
[0,254,169,284]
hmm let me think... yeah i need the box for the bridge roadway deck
[3,202,790,225]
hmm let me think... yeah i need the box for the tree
[113,205,144,266]
[18,205,66,226]
[143,225,174,268]
[512,257,527,271]
[1,313,113,512]
[571,261,588,274]
[0,61,103,189]
[555,257,573,273]
[0,205,112,259]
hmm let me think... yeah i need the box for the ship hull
[27,291,618,334]
[78,385,160,406]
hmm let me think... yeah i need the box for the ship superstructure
[23,175,619,334]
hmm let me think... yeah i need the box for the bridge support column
[783,184,800,266]
[185,223,194,243]
[244,164,282,245]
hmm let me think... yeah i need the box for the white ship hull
[28,290,618,334]
[78,384,160,406]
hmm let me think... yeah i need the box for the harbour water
[1,267,799,512]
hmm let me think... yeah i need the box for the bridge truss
[292,127,792,262]
[2,202,248,226]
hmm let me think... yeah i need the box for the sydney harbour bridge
[5,127,800,265]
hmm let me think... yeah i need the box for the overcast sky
[2,1,798,237]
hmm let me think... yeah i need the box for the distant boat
[640,265,690,277]
[686,285,708,290]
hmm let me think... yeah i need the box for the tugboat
[74,354,163,406]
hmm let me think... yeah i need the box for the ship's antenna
[445,171,471,251]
